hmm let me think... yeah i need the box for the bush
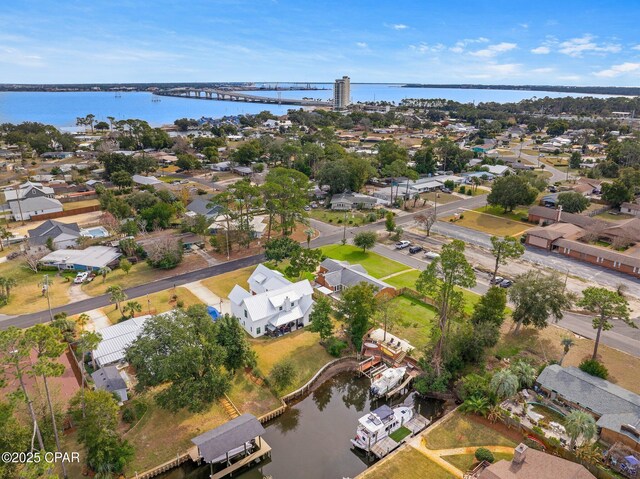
[459,186,466,194]
[532,426,545,436]
[122,399,147,424]
[270,359,297,391]
[475,448,494,463]
[579,358,608,379]
[325,337,348,357]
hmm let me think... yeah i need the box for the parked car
[409,245,423,254]
[548,186,557,193]
[304,205,311,211]
[440,187,452,194]
[74,272,89,284]
[424,251,440,260]
[490,276,504,285]
[499,279,513,288]
[395,240,411,250]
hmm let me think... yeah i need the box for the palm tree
[107,116,115,131]
[98,266,112,284]
[564,410,596,450]
[560,337,575,365]
[304,227,314,249]
[3,277,17,299]
[76,313,90,333]
[490,369,519,400]
[0,226,10,251]
[459,396,491,417]
[122,301,142,319]
[0,277,6,297]
[509,360,537,389]
[107,285,127,312]
[487,405,504,424]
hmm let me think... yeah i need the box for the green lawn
[201,265,256,298]
[308,208,370,225]
[388,294,436,352]
[103,287,203,323]
[443,452,514,473]
[360,447,457,479]
[386,270,421,289]
[320,244,407,278]
[389,426,412,442]
[421,192,460,204]
[442,210,531,237]
[0,260,71,314]
[82,261,161,296]
[473,205,530,222]
[596,212,636,222]
[249,328,333,394]
[424,412,518,449]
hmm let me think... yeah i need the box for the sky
[1,0,640,85]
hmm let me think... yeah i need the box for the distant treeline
[402,84,640,96]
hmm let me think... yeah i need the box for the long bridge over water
[154,88,333,107]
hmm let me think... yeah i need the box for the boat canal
[158,371,443,479]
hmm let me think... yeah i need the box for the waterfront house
[91,315,153,368]
[91,365,128,402]
[536,365,640,451]
[229,265,314,338]
[476,443,595,479]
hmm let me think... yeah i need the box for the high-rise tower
[333,76,351,110]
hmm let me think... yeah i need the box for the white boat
[370,367,406,397]
[350,405,414,451]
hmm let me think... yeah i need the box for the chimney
[512,443,528,465]
[283,296,291,312]
[556,205,563,223]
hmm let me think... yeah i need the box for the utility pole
[342,211,348,245]
[14,183,25,225]
[42,274,53,321]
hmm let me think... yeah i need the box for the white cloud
[531,67,554,74]
[593,62,640,78]
[409,42,445,54]
[632,44,640,51]
[557,75,582,81]
[389,23,408,30]
[469,42,517,58]
[558,35,621,57]
[531,46,550,54]
[356,42,368,48]
[519,23,529,29]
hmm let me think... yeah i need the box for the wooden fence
[398,287,438,308]
[30,204,100,221]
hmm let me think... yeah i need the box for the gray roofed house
[3,181,55,201]
[39,245,122,271]
[317,259,396,296]
[91,365,128,402]
[329,192,378,210]
[536,365,640,446]
[186,197,223,219]
[191,414,265,463]
[8,196,64,221]
[28,220,81,249]
[132,174,162,186]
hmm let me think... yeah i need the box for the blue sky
[1,0,640,85]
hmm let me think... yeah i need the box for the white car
[74,272,89,284]
[424,251,441,260]
[395,241,411,250]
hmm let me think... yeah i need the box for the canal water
[159,371,443,479]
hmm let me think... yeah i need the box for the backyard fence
[30,204,100,221]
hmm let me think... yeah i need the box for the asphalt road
[372,241,640,357]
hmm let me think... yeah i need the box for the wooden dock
[369,416,430,459]
[210,439,272,479]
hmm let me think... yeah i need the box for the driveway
[182,280,231,315]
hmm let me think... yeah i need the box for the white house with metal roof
[229,265,314,337]
[39,245,121,271]
[91,315,152,368]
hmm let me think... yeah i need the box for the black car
[409,245,423,254]
[499,279,513,288]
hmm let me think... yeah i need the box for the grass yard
[62,198,100,211]
[227,373,282,417]
[103,286,203,323]
[307,208,370,225]
[492,323,640,395]
[201,265,256,298]
[385,270,421,289]
[423,412,517,449]
[442,210,531,237]
[421,192,460,204]
[596,211,636,222]
[82,261,159,296]
[388,294,436,352]
[320,244,407,278]
[474,205,530,222]
[443,452,513,473]
[0,260,70,314]
[359,447,457,479]
[122,390,228,475]
[249,328,333,394]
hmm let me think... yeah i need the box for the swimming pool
[80,226,109,238]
